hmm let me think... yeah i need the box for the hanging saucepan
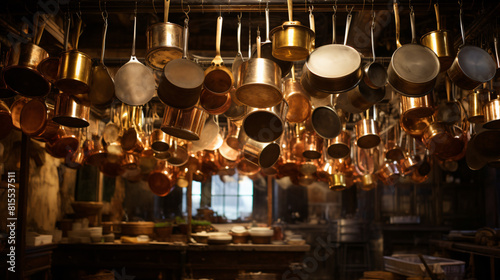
[0,101,13,140]
[200,150,219,175]
[327,130,351,159]
[232,13,244,86]
[355,107,381,149]
[420,3,455,72]
[242,101,287,143]
[3,15,50,97]
[203,16,233,95]
[55,16,93,95]
[225,118,243,150]
[20,99,58,141]
[115,12,156,106]
[121,152,139,170]
[84,136,108,167]
[236,29,282,108]
[239,128,280,168]
[151,129,171,153]
[269,0,314,61]
[89,15,115,106]
[400,114,432,138]
[302,10,361,94]
[377,161,401,186]
[384,124,405,162]
[121,126,144,152]
[283,65,311,124]
[447,7,496,90]
[434,77,463,125]
[161,104,208,141]
[400,93,434,119]
[145,0,183,70]
[422,121,466,161]
[158,18,204,109]
[302,127,323,160]
[483,94,500,129]
[200,88,231,115]
[359,174,377,191]
[299,157,319,175]
[467,129,500,170]
[45,126,79,158]
[388,3,440,97]
[218,140,239,161]
[9,97,29,130]
[467,85,489,123]
[319,158,347,191]
[65,137,85,169]
[37,56,59,84]
[400,136,419,175]
[52,93,90,128]
[300,68,331,99]
[166,138,189,166]
[254,5,292,77]
[236,157,261,177]
[224,88,247,120]
[310,94,341,139]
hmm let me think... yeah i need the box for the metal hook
[77,0,82,18]
[333,0,338,14]
[151,0,157,14]
[309,5,314,14]
[237,12,242,21]
[346,5,354,14]
[100,1,108,21]
[183,4,190,20]
[134,1,137,16]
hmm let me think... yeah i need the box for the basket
[384,254,465,280]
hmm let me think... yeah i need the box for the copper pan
[219,140,239,162]
[283,66,311,124]
[85,136,108,167]
[242,135,281,168]
[483,96,500,129]
[355,108,380,149]
[276,132,298,178]
[359,174,377,191]
[326,110,351,159]
[189,153,207,183]
[226,118,243,150]
[384,124,405,162]
[310,94,341,139]
[236,30,282,108]
[203,16,233,95]
[161,104,209,141]
[400,114,432,138]
[151,129,171,153]
[100,157,125,177]
[422,122,466,161]
[377,161,401,186]
[121,152,139,170]
[52,93,90,128]
[3,16,50,97]
[467,87,489,123]
[236,157,261,177]
[191,117,220,152]
[10,97,29,130]
[299,159,319,175]
[55,16,92,95]
[20,99,59,141]
[141,131,156,159]
[200,88,231,115]
[45,126,79,158]
[65,142,85,169]
[242,102,287,143]
[167,138,189,166]
[0,101,13,140]
[400,137,419,175]
[37,57,59,84]
[400,94,434,119]
[215,149,236,176]
[224,87,247,120]
[121,126,144,152]
[201,150,219,175]
[145,0,183,70]
[302,130,323,159]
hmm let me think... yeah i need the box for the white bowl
[249,227,274,237]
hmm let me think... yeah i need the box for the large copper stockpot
[145,0,183,70]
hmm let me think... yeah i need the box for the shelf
[430,240,500,258]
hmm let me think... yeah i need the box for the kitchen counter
[52,242,310,280]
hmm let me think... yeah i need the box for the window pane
[238,196,253,220]
[239,176,254,195]
[224,196,238,220]
[211,176,225,195]
[212,195,224,215]
[225,179,238,195]
[192,195,201,214]
[192,181,202,195]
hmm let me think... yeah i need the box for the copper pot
[219,140,239,162]
[384,125,404,162]
[400,114,432,138]
[121,126,144,152]
[235,32,282,108]
[52,93,90,128]
[20,99,58,141]
[377,161,401,185]
[65,143,85,169]
[148,160,176,196]
[45,127,79,158]
[161,104,209,141]
[215,149,236,176]
[467,87,489,123]
[151,129,171,153]
[200,88,231,115]
[355,118,380,149]
[483,98,500,129]
[242,136,281,168]
[422,122,466,160]
[242,102,287,143]
[10,97,29,130]
[302,130,323,160]
[145,0,183,70]
[283,68,311,124]
[121,152,139,170]
[236,157,261,177]
[327,130,351,159]
[400,94,434,119]
[84,137,108,167]
[226,118,243,150]
[166,138,189,166]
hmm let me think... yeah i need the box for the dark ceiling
[1,0,500,69]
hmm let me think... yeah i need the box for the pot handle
[72,15,83,50]
[343,11,352,46]
[63,15,71,51]
[393,0,401,48]
[459,5,465,46]
[164,0,170,23]
[256,29,261,58]
[216,16,223,59]
[265,5,270,42]
[100,16,108,64]
[309,7,315,33]
[332,13,336,44]
[132,12,137,57]
[370,16,376,62]
[494,37,500,68]
[182,18,189,59]
[34,14,46,45]
[237,14,242,56]
[287,0,293,22]
[410,7,416,44]
[434,3,441,30]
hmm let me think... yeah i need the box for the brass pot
[359,174,377,191]
[235,33,282,108]
[161,104,209,141]
[483,98,500,129]
[145,20,183,70]
[52,93,90,128]
[242,133,281,168]
[420,3,455,72]
[400,94,434,119]
[151,129,171,152]
[467,88,489,123]
[355,119,380,149]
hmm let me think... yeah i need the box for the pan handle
[34,14,46,45]
[343,12,352,45]
[256,29,261,58]
[132,13,137,57]
[216,16,223,58]
[64,15,71,51]
[237,14,242,56]
[309,7,315,33]
[287,0,293,22]
[494,37,500,68]
[393,0,401,48]
[332,13,336,44]
[459,6,465,46]
[72,15,83,50]
[434,3,441,30]
[182,18,189,59]
[370,18,376,62]
[265,5,270,42]
[100,17,108,64]
[410,7,416,44]
[164,0,170,23]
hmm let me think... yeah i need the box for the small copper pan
[302,130,323,159]
[20,99,59,142]
[242,102,287,143]
[151,129,171,153]
[236,157,261,177]
[121,152,139,170]
[121,126,144,152]
[242,135,281,168]
[226,118,243,150]
[355,108,380,149]
[161,104,209,141]
[283,66,311,124]
[201,150,219,176]
[45,126,79,158]
[219,140,239,162]
[85,136,108,167]
[10,97,29,130]
[166,138,189,166]
[52,93,90,128]
[326,110,351,159]
[377,161,401,186]
[200,88,231,115]
[400,94,434,119]
[215,149,237,176]
[384,125,405,162]
[422,122,466,161]
[65,143,85,169]
[400,114,432,138]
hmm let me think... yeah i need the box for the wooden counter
[52,243,310,280]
